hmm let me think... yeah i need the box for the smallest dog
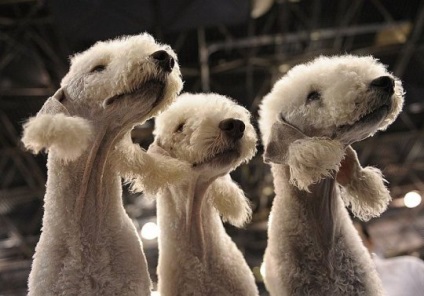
[146,93,259,296]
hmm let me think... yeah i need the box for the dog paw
[209,175,252,227]
[287,138,344,191]
[140,154,191,195]
[22,114,93,162]
[341,166,391,221]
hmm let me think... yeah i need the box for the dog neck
[186,177,211,261]
[46,123,133,241]
[272,164,340,272]
[161,173,220,262]
[69,104,148,219]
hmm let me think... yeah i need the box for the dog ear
[264,120,345,191]
[147,140,172,157]
[21,88,93,161]
[208,174,252,227]
[38,88,70,116]
[264,120,305,164]
[337,146,391,221]
[287,138,345,191]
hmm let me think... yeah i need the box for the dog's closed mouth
[338,104,389,131]
[192,148,240,168]
[358,104,389,124]
[103,79,165,106]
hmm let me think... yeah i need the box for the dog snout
[370,76,394,95]
[150,50,175,72]
[219,118,245,140]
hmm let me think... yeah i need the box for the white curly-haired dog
[21,33,185,296]
[146,93,259,296]
[259,55,404,295]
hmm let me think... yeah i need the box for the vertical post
[394,4,424,77]
[197,27,210,92]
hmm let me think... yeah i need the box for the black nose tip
[219,118,245,140]
[150,50,175,72]
[370,76,394,94]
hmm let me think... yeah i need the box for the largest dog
[259,55,404,295]
[22,34,184,295]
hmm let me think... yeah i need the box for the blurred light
[262,186,274,196]
[278,64,291,73]
[310,31,321,41]
[408,102,424,114]
[252,266,262,282]
[375,22,411,46]
[390,198,405,208]
[151,291,160,296]
[404,191,422,208]
[260,262,266,278]
[141,222,159,240]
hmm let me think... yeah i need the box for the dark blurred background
[1,0,424,295]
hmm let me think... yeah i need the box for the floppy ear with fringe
[119,139,191,195]
[264,119,345,191]
[37,88,70,115]
[21,88,93,162]
[207,174,252,227]
[337,145,391,221]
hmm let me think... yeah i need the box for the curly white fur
[208,175,252,227]
[117,139,190,195]
[152,93,258,296]
[259,55,404,296]
[287,138,344,191]
[22,114,93,162]
[338,147,391,221]
[24,33,183,296]
[341,167,390,220]
[260,55,404,145]
[154,93,257,166]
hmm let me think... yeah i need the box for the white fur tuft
[287,138,344,191]
[22,114,93,162]
[121,145,191,195]
[341,166,391,221]
[209,176,252,227]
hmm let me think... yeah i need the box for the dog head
[260,55,404,146]
[22,33,182,161]
[152,93,257,226]
[153,93,257,178]
[49,33,182,128]
[259,55,403,218]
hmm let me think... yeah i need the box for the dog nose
[219,118,245,140]
[150,50,175,72]
[370,76,394,94]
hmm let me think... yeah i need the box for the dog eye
[175,122,185,133]
[90,65,106,73]
[306,91,320,102]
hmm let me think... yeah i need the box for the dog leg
[22,114,93,162]
[208,174,252,227]
[337,146,391,221]
[22,88,93,162]
[115,137,190,194]
[265,120,345,192]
